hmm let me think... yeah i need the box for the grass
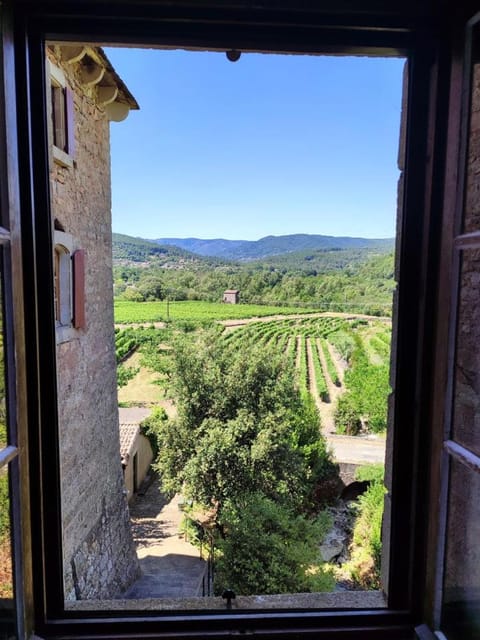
[114,300,319,324]
[117,352,166,404]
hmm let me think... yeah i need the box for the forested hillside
[113,233,394,315]
[154,233,394,261]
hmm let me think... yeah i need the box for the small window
[54,230,85,341]
[49,61,75,166]
[51,84,67,152]
[54,242,71,327]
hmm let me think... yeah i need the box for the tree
[149,331,338,594]
[137,274,164,301]
[154,331,336,515]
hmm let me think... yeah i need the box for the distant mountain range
[112,233,228,266]
[152,234,394,261]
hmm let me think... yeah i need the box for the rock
[319,528,346,562]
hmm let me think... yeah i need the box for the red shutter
[66,86,76,158]
[72,249,85,329]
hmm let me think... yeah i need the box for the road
[325,433,386,465]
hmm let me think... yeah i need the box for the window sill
[66,590,387,612]
[56,325,77,344]
[53,145,74,168]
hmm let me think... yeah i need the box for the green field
[114,300,319,324]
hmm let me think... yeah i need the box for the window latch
[222,588,236,609]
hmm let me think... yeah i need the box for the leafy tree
[214,493,334,595]
[151,331,338,594]
[154,331,336,513]
[122,286,145,302]
[137,275,164,301]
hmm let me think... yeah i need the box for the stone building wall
[47,46,139,600]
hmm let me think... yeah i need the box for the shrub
[342,465,386,589]
[214,493,335,595]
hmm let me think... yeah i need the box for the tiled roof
[119,423,139,461]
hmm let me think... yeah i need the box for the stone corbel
[61,45,87,64]
[80,63,105,87]
[105,101,130,122]
[97,86,119,106]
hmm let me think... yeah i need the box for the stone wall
[47,46,139,600]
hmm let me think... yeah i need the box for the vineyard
[114,300,320,324]
[116,313,391,435]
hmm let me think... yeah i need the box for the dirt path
[123,475,206,599]
[314,338,342,434]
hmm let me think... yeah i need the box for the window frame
[10,2,454,638]
[47,59,75,168]
[53,230,73,333]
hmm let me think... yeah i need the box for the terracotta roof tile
[119,423,139,461]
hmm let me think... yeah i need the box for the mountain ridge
[152,233,394,261]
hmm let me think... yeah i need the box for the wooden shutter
[72,249,85,329]
[65,86,76,158]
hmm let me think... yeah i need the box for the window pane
[47,42,403,610]
[0,465,15,639]
[451,249,480,456]
[442,458,480,639]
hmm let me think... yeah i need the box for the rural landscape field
[113,232,393,595]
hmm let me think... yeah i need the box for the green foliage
[112,231,395,315]
[334,393,362,435]
[327,330,355,363]
[0,422,6,449]
[115,327,139,361]
[140,407,169,458]
[355,463,385,484]
[320,339,340,386]
[344,475,386,589]
[154,332,335,509]
[117,363,139,388]
[297,336,309,398]
[334,333,390,434]
[0,471,9,542]
[214,493,335,595]
[151,331,338,594]
[114,300,319,324]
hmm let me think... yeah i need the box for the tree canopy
[146,331,338,594]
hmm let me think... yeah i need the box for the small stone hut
[223,289,240,304]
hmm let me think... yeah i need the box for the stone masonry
[47,45,140,600]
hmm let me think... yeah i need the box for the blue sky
[106,48,404,241]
